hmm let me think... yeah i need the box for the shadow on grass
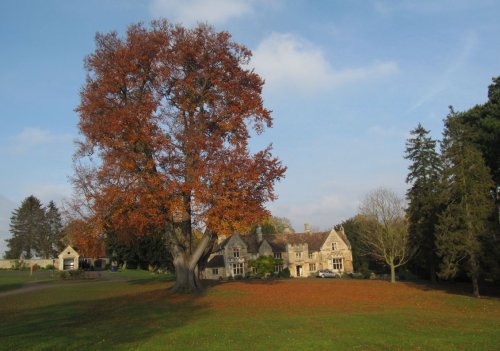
[0,283,24,293]
[0,286,210,350]
[401,279,500,299]
[202,278,286,288]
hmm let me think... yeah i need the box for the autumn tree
[436,112,496,297]
[404,123,442,280]
[74,20,285,292]
[359,188,413,283]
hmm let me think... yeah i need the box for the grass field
[0,271,499,350]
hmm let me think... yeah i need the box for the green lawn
[0,270,56,293]
[0,271,498,350]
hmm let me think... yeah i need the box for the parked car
[316,269,339,278]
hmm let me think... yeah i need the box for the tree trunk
[170,231,214,293]
[390,263,396,283]
[171,253,202,293]
[472,276,480,298]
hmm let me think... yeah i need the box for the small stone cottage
[58,245,80,271]
[204,225,353,279]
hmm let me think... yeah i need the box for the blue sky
[1,0,499,255]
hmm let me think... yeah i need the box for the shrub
[11,260,29,270]
[45,264,55,270]
[58,270,86,280]
[279,268,291,279]
[348,272,364,279]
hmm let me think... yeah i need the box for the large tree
[359,188,412,283]
[74,20,286,292]
[341,215,385,275]
[38,201,64,259]
[404,123,442,280]
[5,196,47,259]
[436,112,496,297]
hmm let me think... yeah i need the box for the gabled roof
[58,245,79,258]
[206,255,225,268]
[336,229,352,250]
[226,231,331,253]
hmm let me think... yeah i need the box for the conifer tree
[5,196,46,259]
[436,112,496,297]
[404,123,442,280]
[40,201,64,258]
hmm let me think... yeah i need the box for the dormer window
[233,247,240,258]
[332,242,337,251]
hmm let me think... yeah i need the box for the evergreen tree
[341,215,385,275]
[436,112,496,297]
[404,123,442,280]
[5,196,46,259]
[41,201,64,258]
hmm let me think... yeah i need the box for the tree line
[4,195,173,270]
[343,77,500,297]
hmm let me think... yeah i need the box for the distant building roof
[231,231,331,253]
[206,255,225,268]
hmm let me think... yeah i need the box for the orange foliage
[73,20,285,263]
[63,219,106,258]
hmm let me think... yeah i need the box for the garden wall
[0,259,59,269]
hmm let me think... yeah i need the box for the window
[233,247,240,258]
[295,252,302,259]
[251,266,257,274]
[273,252,282,259]
[231,263,244,275]
[212,268,218,275]
[308,252,313,259]
[309,263,316,271]
[332,258,343,270]
[331,242,337,251]
[274,265,283,273]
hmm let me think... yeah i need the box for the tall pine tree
[40,201,64,259]
[436,111,496,297]
[405,123,442,280]
[5,196,46,259]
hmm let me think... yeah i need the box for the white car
[316,269,339,278]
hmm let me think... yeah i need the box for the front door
[296,265,302,277]
[63,258,74,270]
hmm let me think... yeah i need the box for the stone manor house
[204,225,353,279]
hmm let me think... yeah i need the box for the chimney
[304,223,311,234]
[256,225,263,243]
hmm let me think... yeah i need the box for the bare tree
[359,188,413,283]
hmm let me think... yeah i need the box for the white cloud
[251,33,399,93]
[6,128,73,155]
[150,0,253,25]
[373,0,476,15]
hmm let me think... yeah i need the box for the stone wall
[0,259,59,269]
